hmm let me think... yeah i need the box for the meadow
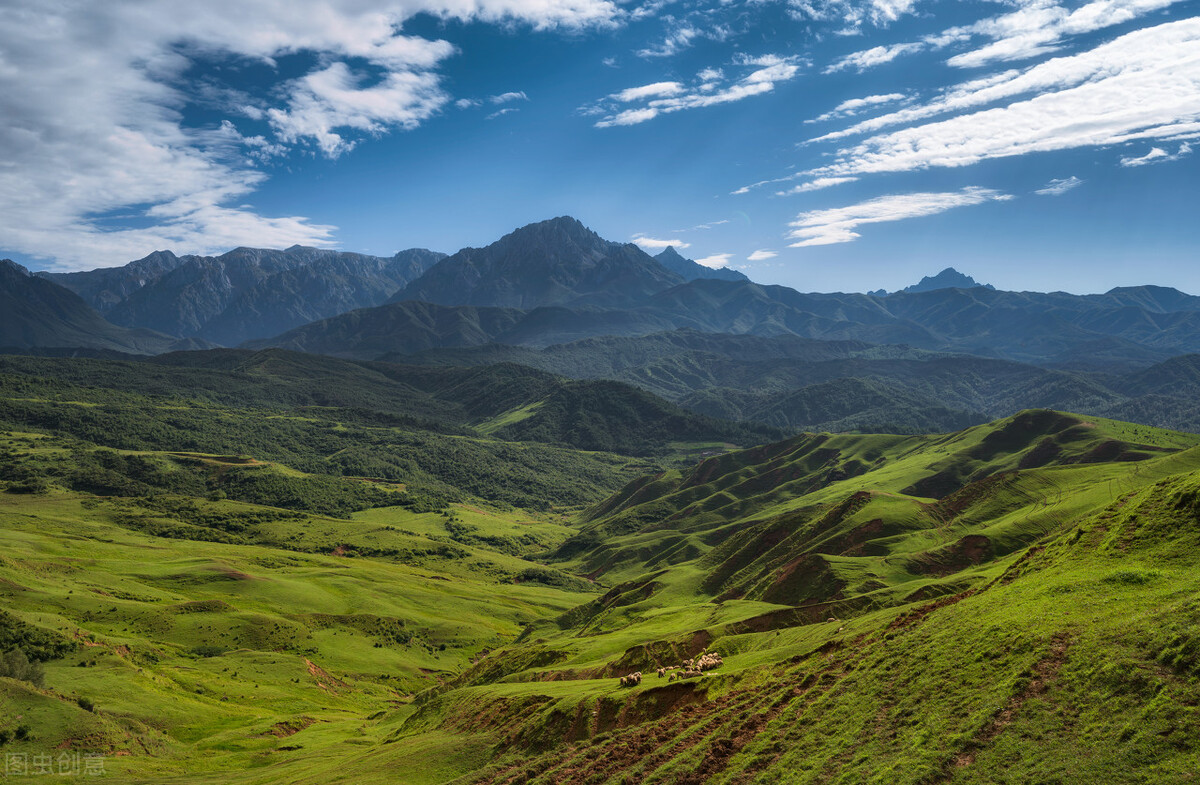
[1,355,1198,782]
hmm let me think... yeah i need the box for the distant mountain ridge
[42,245,444,345]
[898,267,994,294]
[253,271,1200,370]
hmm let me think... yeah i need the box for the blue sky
[1,0,1197,294]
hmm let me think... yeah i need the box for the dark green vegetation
[406,330,1200,434]
[4,382,1200,782]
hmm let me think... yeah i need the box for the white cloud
[777,176,859,195]
[593,54,804,127]
[820,0,1186,75]
[803,19,1200,181]
[943,0,1185,69]
[633,234,690,249]
[808,93,906,123]
[789,0,920,30]
[1121,142,1192,166]
[748,249,777,261]
[455,98,483,109]
[637,25,708,58]
[268,62,449,157]
[824,42,923,73]
[689,219,730,230]
[1035,176,1083,195]
[613,82,685,102]
[0,0,619,271]
[486,107,521,120]
[698,67,723,81]
[787,187,1012,246]
[695,253,733,268]
[490,91,529,104]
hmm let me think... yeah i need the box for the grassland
[2,359,1200,783]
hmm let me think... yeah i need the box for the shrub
[0,648,45,687]
[76,696,95,712]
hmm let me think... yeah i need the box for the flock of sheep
[618,650,724,687]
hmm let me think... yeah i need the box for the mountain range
[8,215,1200,437]
[39,245,445,346]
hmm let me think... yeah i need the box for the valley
[1,355,1198,781]
[2,216,1200,783]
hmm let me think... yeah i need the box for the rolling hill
[3,402,1199,783]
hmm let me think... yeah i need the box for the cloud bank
[0,0,617,270]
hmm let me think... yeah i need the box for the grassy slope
[377,411,1200,784]
[0,458,596,783]
[3,410,1200,782]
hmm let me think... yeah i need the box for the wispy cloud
[787,187,1012,247]
[633,234,690,249]
[1035,176,1083,195]
[808,93,906,123]
[1120,142,1193,166]
[612,82,685,102]
[486,107,520,120]
[688,219,730,231]
[490,91,529,104]
[695,252,733,268]
[592,54,804,127]
[748,249,778,261]
[821,0,1186,75]
[799,19,1200,186]
[637,21,731,58]
[789,0,921,31]
[824,43,923,74]
[777,177,859,195]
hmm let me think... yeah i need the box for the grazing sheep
[618,671,643,687]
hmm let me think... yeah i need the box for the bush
[191,645,225,658]
[76,696,95,712]
[0,648,45,687]
[6,477,48,494]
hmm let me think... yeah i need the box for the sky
[1,0,1198,294]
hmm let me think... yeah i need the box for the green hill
[3,398,1200,783]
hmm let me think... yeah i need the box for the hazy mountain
[897,267,995,294]
[46,245,443,345]
[243,300,684,358]
[1,259,191,355]
[654,246,748,282]
[392,216,685,309]
[38,250,193,312]
[194,248,445,346]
